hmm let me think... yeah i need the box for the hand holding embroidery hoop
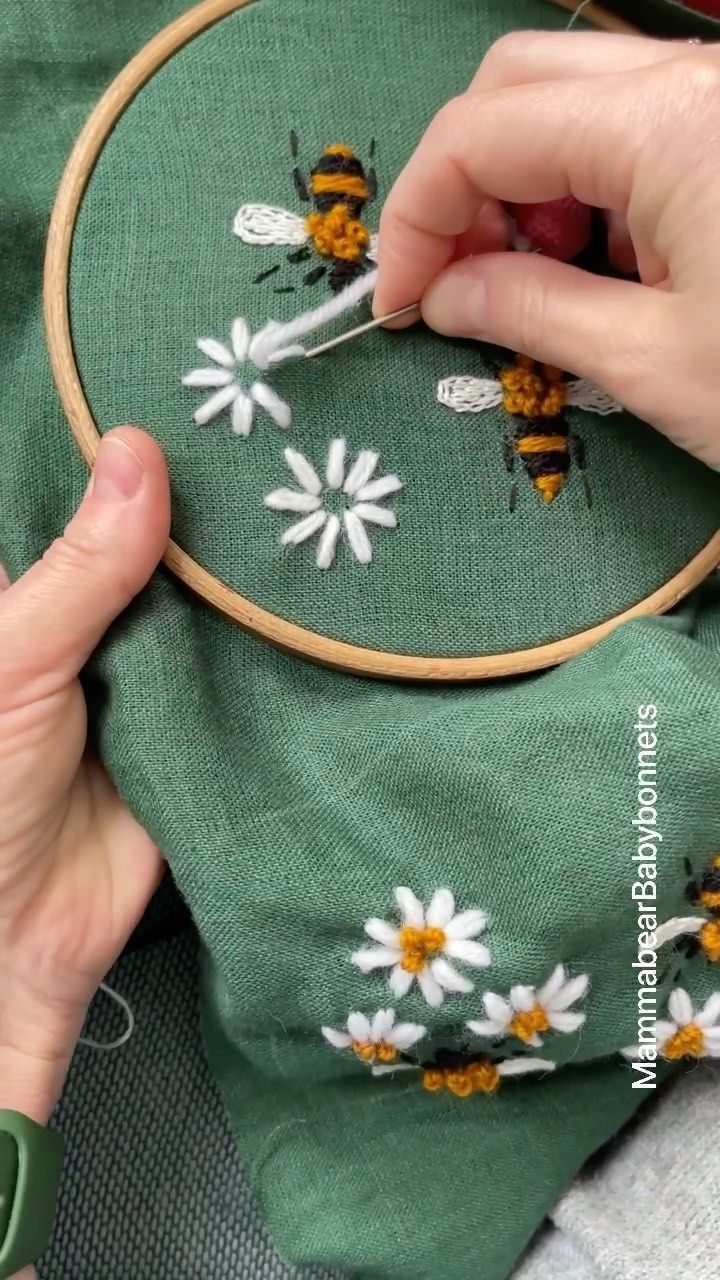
[44,0,720,682]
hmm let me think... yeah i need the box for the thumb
[0,427,170,705]
[421,252,680,420]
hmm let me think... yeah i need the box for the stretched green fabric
[3,3,720,1280]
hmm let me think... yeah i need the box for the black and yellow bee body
[499,355,589,509]
[291,132,377,291]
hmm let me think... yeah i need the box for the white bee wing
[436,376,503,414]
[366,232,379,263]
[233,203,309,247]
[566,379,622,416]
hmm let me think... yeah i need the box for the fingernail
[91,437,144,503]
[423,267,486,337]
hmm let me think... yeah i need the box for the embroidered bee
[437,355,622,510]
[676,854,720,963]
[234,132,378,294]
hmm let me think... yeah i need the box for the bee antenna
[290,129,299,159]
[369,137,376,159]
[683,856,694,877]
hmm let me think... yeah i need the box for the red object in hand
[508,196,592,262]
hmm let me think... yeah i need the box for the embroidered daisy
[623,988,720,1062]
[466,964,589,1047]
[351,887,490,1007]
[265,438,402,568]
[182,317,291,434]
[322,1009,426,1068]
[422,1054,556,1097]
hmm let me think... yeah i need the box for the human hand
[374,32,720,469]
[0,428,170,1143]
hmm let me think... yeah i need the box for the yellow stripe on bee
[323,143,356,158]
[311,172,369,199]
[516,434,568,454]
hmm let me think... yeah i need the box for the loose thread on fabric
[78,980,135,1052]
[250,267,379,369]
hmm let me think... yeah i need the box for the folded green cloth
[3,1,720,1278]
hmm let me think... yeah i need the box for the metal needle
[304,302,420,358]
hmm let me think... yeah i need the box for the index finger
[372,62,670,317]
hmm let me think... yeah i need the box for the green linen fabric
[68,0,720,659]
[3,3,720,1280]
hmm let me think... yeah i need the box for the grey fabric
[550,1067,719,1280]
[41,931,339,1280]
[515,1231,600,1280]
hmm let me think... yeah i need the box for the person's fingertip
[421,259,487,339]
[90,435,145,504]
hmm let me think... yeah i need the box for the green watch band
[0,1111,64,1280]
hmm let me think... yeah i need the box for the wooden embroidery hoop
[44,0,720,681]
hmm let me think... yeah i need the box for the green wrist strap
[0,1111,64,1280]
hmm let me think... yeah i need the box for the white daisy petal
[653,1020,675,1049]
[364,918,400,947]
[194,382,239,425]
[537,965,566,1007]
[351,946,400,973]
[444,939,491,968]
[371,1009,395,1041]
[621,1044,645,1060]
[426,888,455,929]
[354,474,402,503]
[265,488,321,514]
[510,985,536,1013]
[653,917,704,947]
[316,514,341,569]
[182,368,234,388]
[389,965,414,998]
[231,317,250,363]
[466,1018,506,1038]
[371,1061,419,1077]
[697,994,720,1027]
[417,966,444,1007]
[350,502,397,528]
[284,447,322,495]
[343,450,378,495]
[231,390,254,437]
[395,887,425,928]
[702,1029,720,1056]
[483,993,512,1025]
[251,381,291,429]
[668,988,693,1025]
[444,910,487,941]
[326,437,346,489]
[390,1022,426,1051]
[546,973,590,1011]
[280,510,327,547]
[347,1012,372,1042]
[548,1010,585,1034]
[322,1027,352,1049]
[343,510,373,564]
[431,956,474,994]
[196,337,235,367]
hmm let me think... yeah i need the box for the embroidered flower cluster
[321,886,591,1100]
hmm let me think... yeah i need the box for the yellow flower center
[509,1005,550,1043]
[351,1040,397,1064]
[662,1023,706,1061]
[421,1059,501,1097]
[398,925,446,973]
[701,918,720,962]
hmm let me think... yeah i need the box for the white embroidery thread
[437,374,622,417]
[249,267,378,369]
[351,886,490,1008]
[265,438,402,568]
[322,1009,426,1068]
[182,318,291,433]
[466,965,589,1047]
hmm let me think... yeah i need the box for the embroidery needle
[304,302,420,359]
